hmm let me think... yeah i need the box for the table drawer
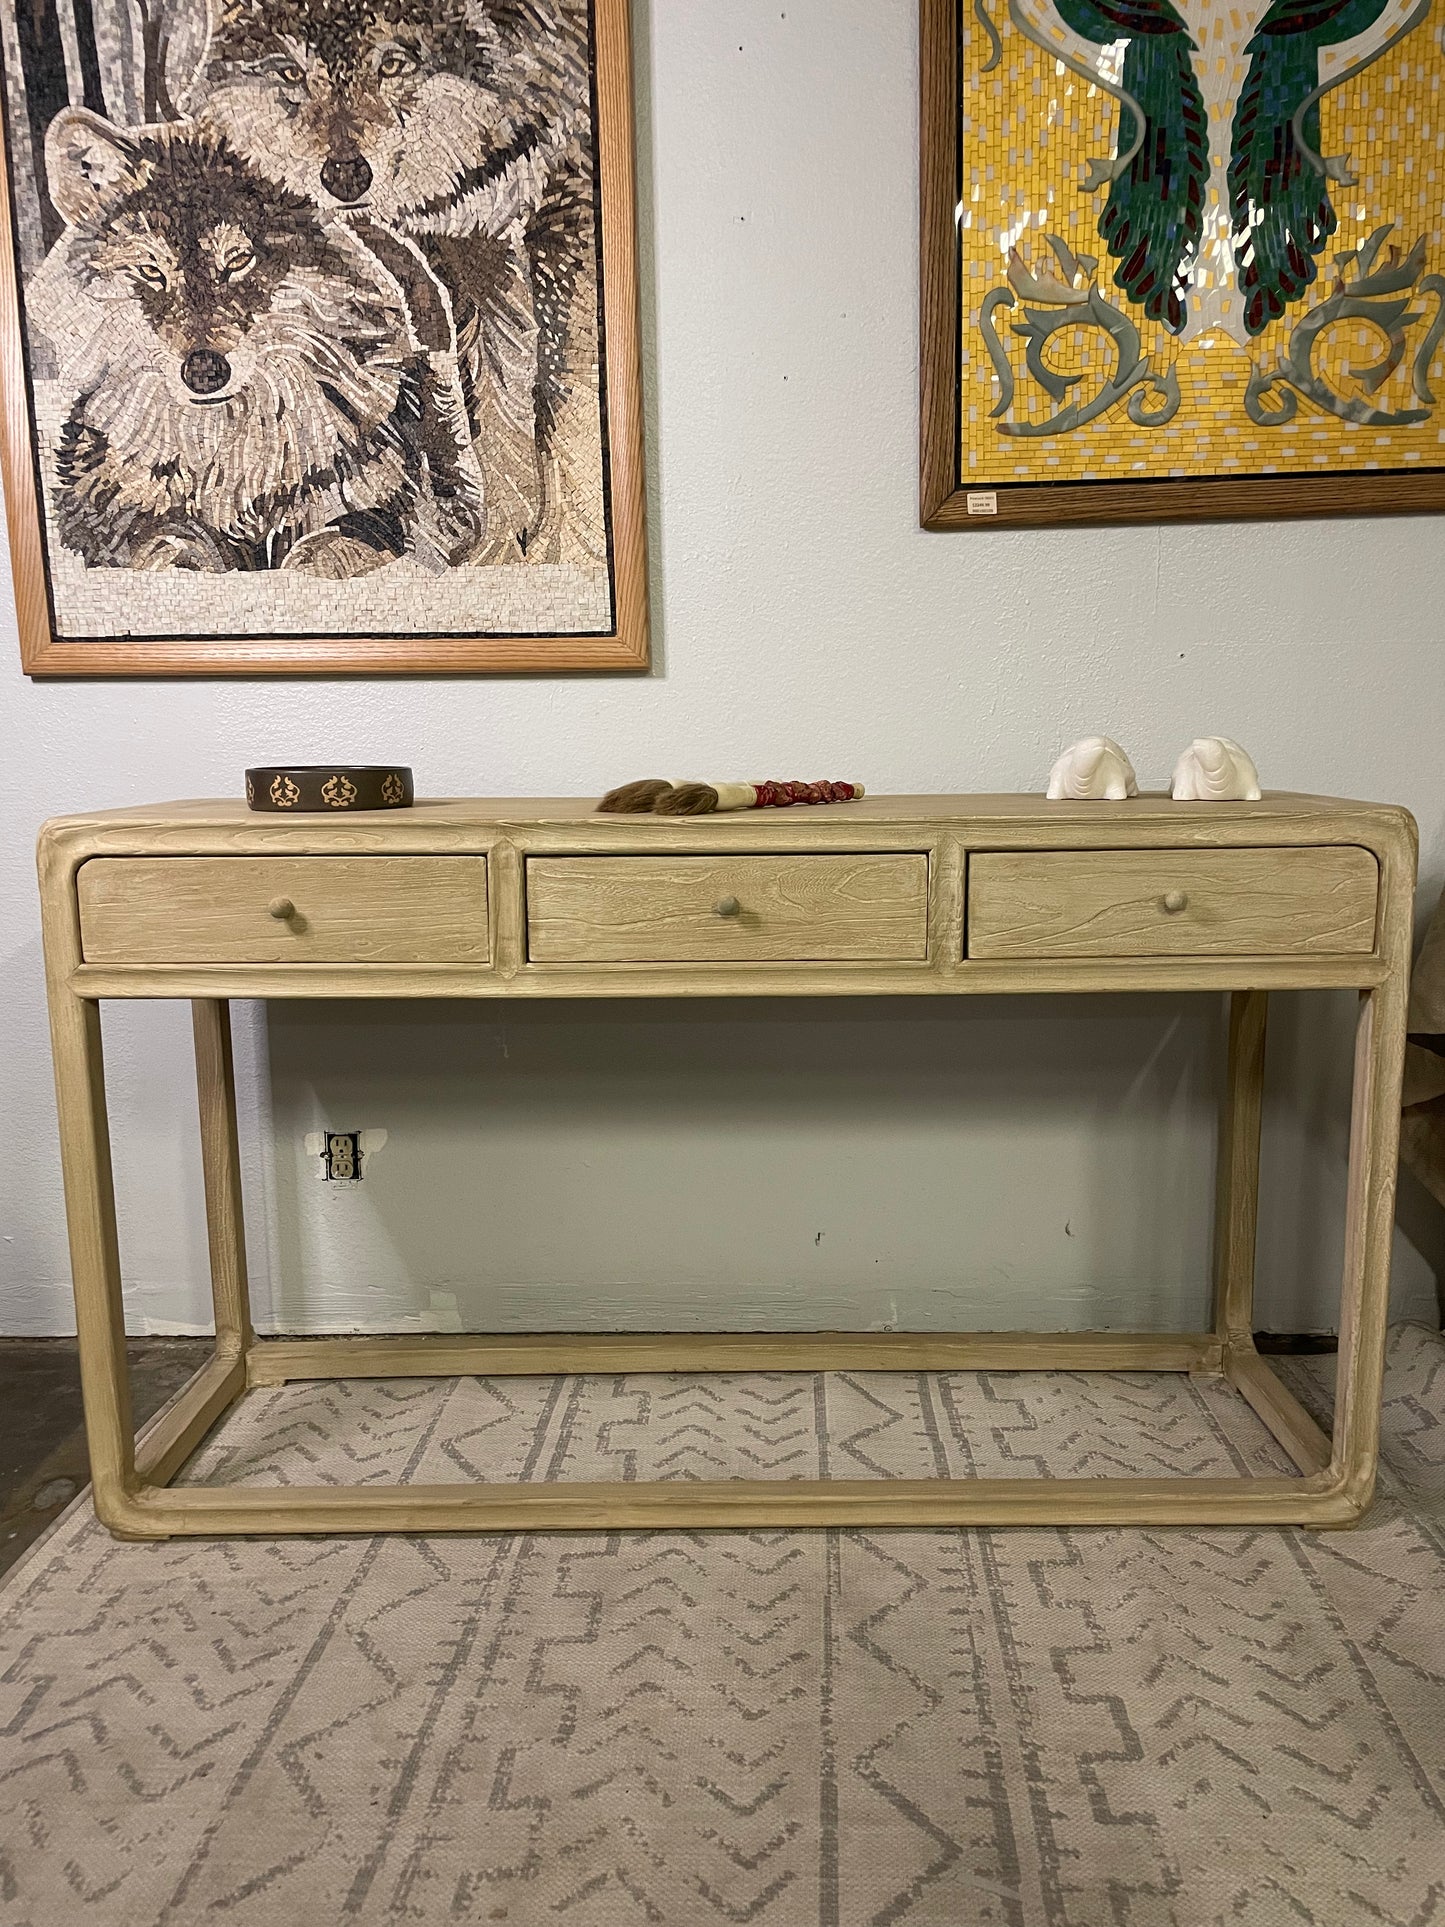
[77,857,489,964]
[527,854,929,963]
[967,848,1378,959]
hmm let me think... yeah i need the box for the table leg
[126,1008,254,1496]
[1212,988,1268,1348]
[45,990,136,1524]
[1330,982,1410,1513]
[192,1001,253,1360]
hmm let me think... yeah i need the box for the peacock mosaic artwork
[945,0,1445,502]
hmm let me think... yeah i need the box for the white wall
[2,0,1443,1339]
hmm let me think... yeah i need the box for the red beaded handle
[751,780,862,807]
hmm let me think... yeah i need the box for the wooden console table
[38,792,1414,1537]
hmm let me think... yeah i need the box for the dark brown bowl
[245,766,414,812]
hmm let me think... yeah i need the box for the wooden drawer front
[527,855,929,963]
[968,848,1378,959]
[78,857,489,964]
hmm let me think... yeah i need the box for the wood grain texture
[78,856,490,964]
[5,0,647,677]
[969,848,1378,958]
[1332,988,1412,1503]
[192,1002,253,1356]
[133,1353,248,1488]
[917,0,1445,531]
[489,838,526,978]
[46,795,1404,996]
[526,854,930,962]
[918,0,961,526]
[0,126,50,678]
[120,1472,1364,1535]
[589,0,650,672]
[1225,1346,1333,1477]
[1328,807,1414,1509]
[246,1329,1219,1384]
[1213,989,1268,1341]
[68,954,1391,1001]
[35,791,1415,1536]
[34,788,1416,837]
[37,831,137,1518]
[926,469,1445,533]
[929,832,967,963]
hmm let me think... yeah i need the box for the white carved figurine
[1045,736,1140,801]
[1170,737,1262,802]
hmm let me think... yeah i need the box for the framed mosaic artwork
[921,0,1445,527]
[0,0,646,675]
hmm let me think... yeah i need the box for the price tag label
[966,491,998,515]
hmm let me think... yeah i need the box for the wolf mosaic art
[0,0,645,670]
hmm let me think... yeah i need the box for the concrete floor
[0,1338,211,1580]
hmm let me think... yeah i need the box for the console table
[38,792,1414,1537]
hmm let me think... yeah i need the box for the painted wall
[2,0,1443,1338]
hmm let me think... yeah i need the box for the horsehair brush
[596,779,866,816]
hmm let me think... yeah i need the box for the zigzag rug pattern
[0,1331,1441,1925]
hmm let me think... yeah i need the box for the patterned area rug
[1,1330,1442,1927]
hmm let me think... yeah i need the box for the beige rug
[1,1331,1442,1927]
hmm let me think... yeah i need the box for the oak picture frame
[919,0,1445,532]
[0,0,648,676]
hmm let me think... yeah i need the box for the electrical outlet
[322,1131,362,1181]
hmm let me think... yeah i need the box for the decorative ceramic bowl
[245,766,414,812]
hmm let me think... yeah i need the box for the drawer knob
[1161,889,1189,915]
[268,896,296,920]
[714,895,742,918]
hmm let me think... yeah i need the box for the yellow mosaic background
[958,2,1445,483]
